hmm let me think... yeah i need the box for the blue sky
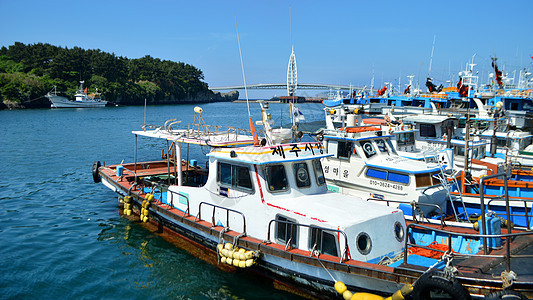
[1,0,532,99]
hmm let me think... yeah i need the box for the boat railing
[487,197,533,230]
[403,223,533,273]
[366,198,446,228]
[168,189,190,215]
[196,202,247,235]
[185,124,255,141]
[265,219,351,263]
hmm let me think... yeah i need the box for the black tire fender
[412,270,471,300]
[485,290,528,300]
[92,161,102,183]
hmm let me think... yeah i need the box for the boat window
[419,124,437,137]
[359,141,377,158]
[388,171,409,184]
[356,232,372,255]
[218,162,233,186]
[415,171,441,187]
[326,141,338,157]
[367,168,409,184]
[275,215,298,248]
[375,139,389,154]
[217,162,253,192]
[366,168,387,180]
[265,165,289,192]
[496,138,507,148]
[293,162,311,188]
[398,132,415,146]
[457,147,465,157]
[312,159,326,185]
[309,227,339,257]
[337,141,352,159]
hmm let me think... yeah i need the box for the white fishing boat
[319,108,451,218]
[45,81,107,108]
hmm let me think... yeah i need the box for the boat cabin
[320,125,449,217]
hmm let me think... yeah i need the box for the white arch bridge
[209,83,365,92]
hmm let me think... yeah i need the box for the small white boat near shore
[45,81,107,108]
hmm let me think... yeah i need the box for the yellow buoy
[245,251,255,259]
[221,249,228,258]
[143,216,148,223]
[233,251,241,260]
[232,259,240,267]
[335,281,347,294]
[126,209,132,216]
[330,109,336,115]
[217,244,224,252]
[239,253,246,260]
[221,256,226,264]
[226,258,233,265]
[245,259,254,267]
[238,260,246,268]
[145,194,154,202]
[224,243,233,250]
[124,196,132,203]
[343,290,353,300]
[350,292,384,300]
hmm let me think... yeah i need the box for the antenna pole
[428,35,436,76]
[235,15,259,145]
[235,15,251,116]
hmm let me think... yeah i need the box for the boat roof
[402,114,457,124]
[267,192,401,227]
[477,130,533,139]
[207,142,332,165]
[132,128,255,147]
[322,126,392,141]
[425,138,489,146]
[365,155,443,174]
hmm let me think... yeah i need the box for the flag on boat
[293,106,305,122]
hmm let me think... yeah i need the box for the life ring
[485,290,527,300]
[412,271,470,300]
[92,161,101,183]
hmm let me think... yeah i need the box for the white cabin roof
[365,155,442,174]
[267,192,402,228]
[402,114,457,124]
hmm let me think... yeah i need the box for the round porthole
[296,167,309,183]
[356,232,372,255]
[394,221,404,242]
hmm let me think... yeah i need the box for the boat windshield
[265,164,289,192]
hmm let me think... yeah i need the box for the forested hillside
[0,42,237,108]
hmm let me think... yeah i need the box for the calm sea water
[0,102,325,300]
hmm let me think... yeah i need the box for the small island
[0,42,238,109]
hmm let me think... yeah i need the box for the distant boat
[45,81,107,108]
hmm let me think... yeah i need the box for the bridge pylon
[287,46,297,96]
